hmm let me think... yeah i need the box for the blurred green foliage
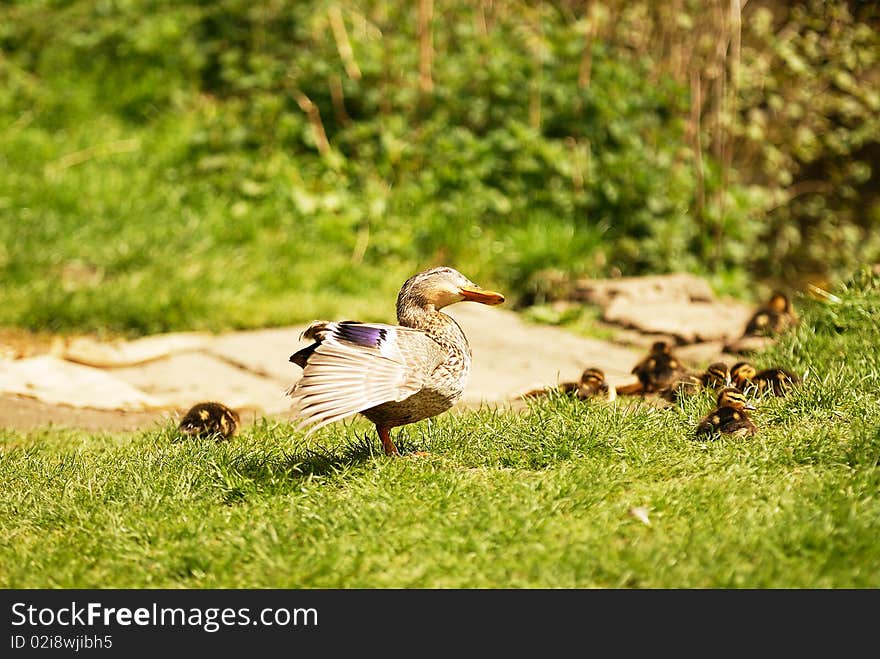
[0,0,877,333]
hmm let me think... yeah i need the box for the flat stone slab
[572,272,754,344]
[61,331,213,367]
[723,334,778,356]
[0,393,171,432]
[573,272,717,307]
[603,297,753,344]
[205,326,309,383]
[674,341,735,368]
[109,352,292,415]
[0,355,164,411]
[445,304,643,402]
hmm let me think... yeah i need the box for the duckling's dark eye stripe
[336,323,388,347]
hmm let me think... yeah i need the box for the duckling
[178,401,240,440]
[658,362,731,403]
[755,367,800,395]
[701,361,732,389]
[630,341,689,394]
[695,387,757,439]
[572,367,617,402]
[744,291,798,336]
[730,361,757,391]
[731,361,800,396]
[523,367,616,402]
[657,373,703,403]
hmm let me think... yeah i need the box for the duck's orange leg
[377,426,400,456]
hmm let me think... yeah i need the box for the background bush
[0,0,877,333]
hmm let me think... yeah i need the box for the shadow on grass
[211,431,423,504]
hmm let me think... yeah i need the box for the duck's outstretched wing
[286,321,446,435]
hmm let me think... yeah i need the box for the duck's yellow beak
[459,286,505,306]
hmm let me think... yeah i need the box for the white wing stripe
[286,320,447,432]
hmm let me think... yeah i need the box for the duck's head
[716,387,756,411]
[730,361,757,386]
[650,341,672,354]
[397,266,505,314]
[580,367,606,386]
[768,291,792,313]
[704,362,731,387]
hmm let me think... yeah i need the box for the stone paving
[0,273,764,429]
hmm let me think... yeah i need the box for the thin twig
[44,139,141,177]
[351,221,370,265]
[418,0,434,95]
[527,9,543,130]
[578,17,594,89]
[690,67,706,236]
[292,90,330,155]
[328,74,352,127]
[717,0,742,264]
[328,5,362,81]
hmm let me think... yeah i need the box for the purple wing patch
[335,322,389,348]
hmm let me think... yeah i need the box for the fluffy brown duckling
[522,367,616,402]
[701,362,732,389]
[657,373,702,403]
[625,341,689,395]
[568,367,617,402]
[658,362,731,403]
[695,387,757,439]
[744,291,798,337]
[731,361,800,396]
[178,401,240,440]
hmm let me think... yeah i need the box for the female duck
[287,267,505,456]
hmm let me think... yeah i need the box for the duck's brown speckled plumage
[286,267,504,455]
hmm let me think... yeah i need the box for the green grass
[521,302,618,341]
[0,104,417,336]
[1,268,879,588]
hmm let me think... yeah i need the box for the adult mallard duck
[286,266,505,456]
[178,401,240,440]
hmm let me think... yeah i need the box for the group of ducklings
[531,291,801,440]
[693,361,800,438]
[553,346,799,439]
